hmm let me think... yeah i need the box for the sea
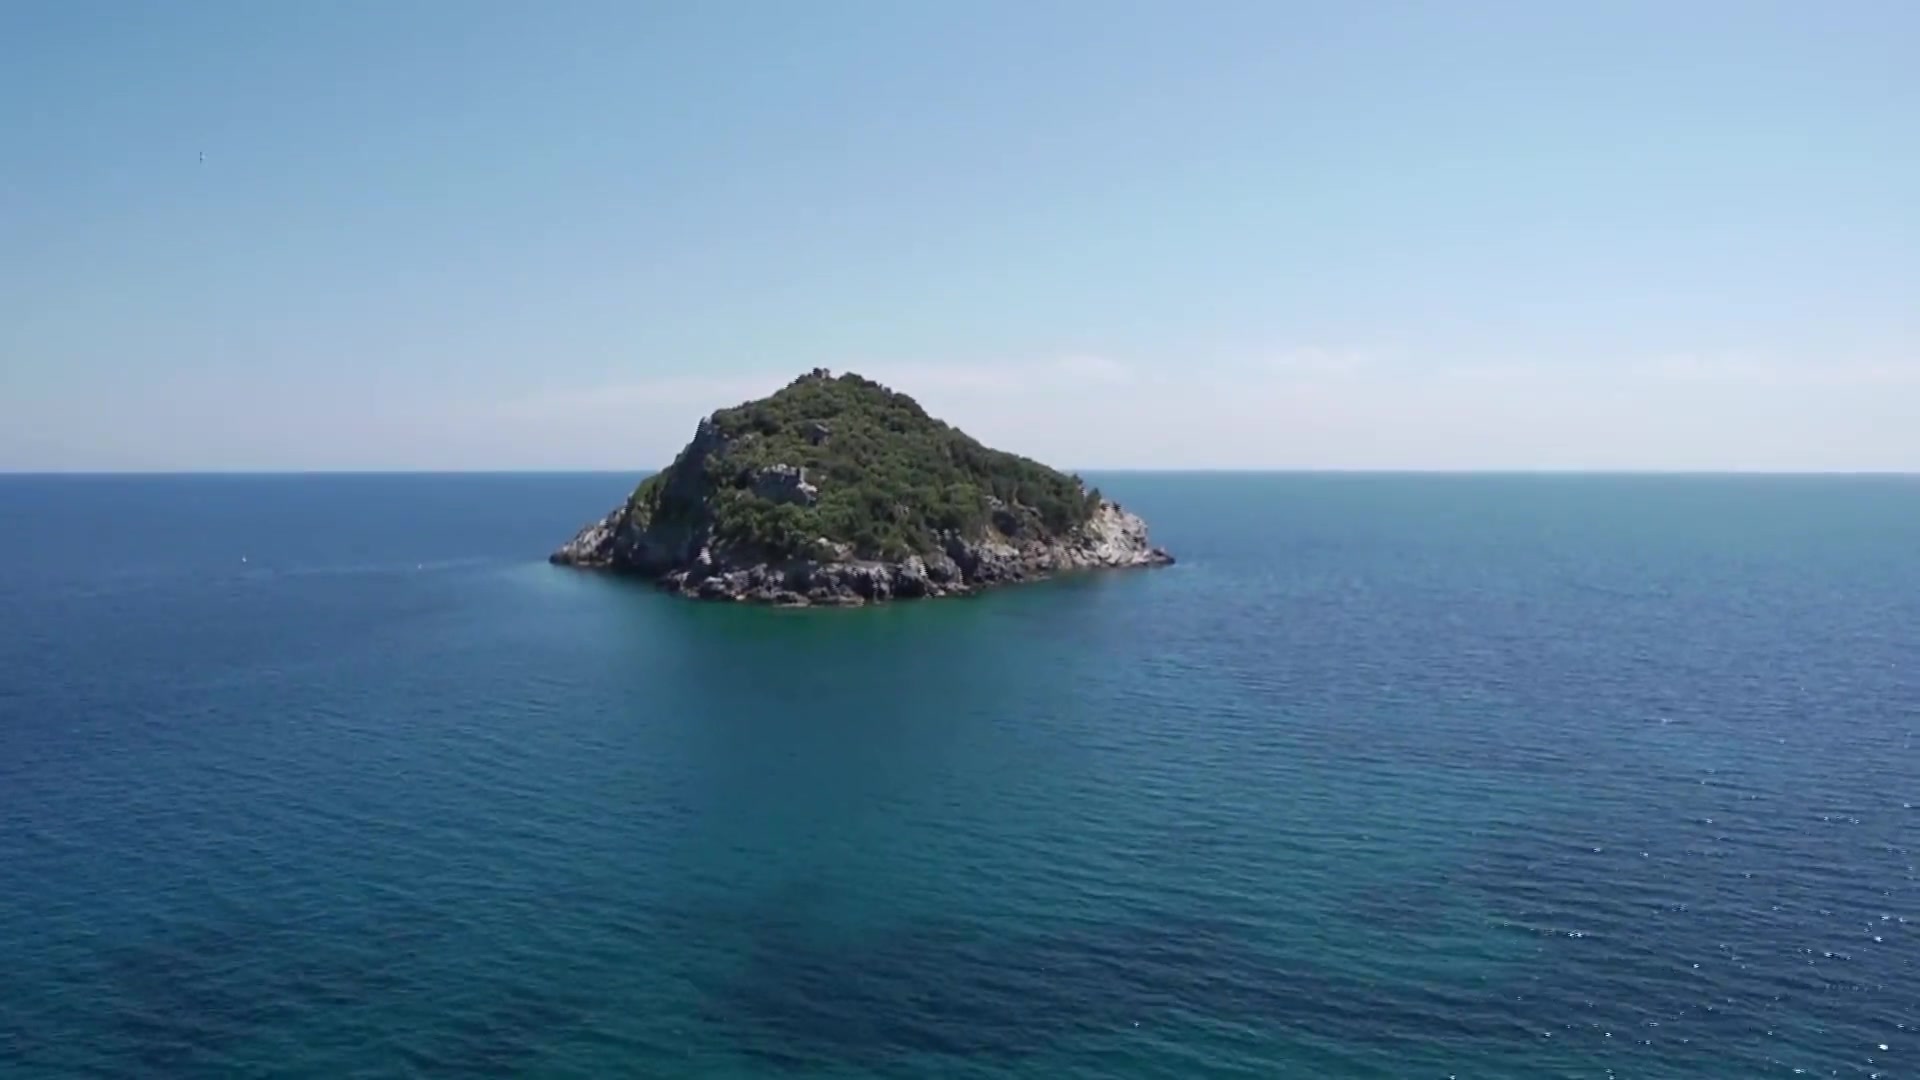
[0,472,1914,1079]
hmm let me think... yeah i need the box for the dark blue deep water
[2,473,1916,1078]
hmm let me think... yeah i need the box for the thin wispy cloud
[1629,352,1920,387]
[488,373,790,421]
[6,347,1914,472]
[441,346,1919,473]
[484,355,1140,427]
[1261,347,1378,376]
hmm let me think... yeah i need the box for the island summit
[551,369,1173,605]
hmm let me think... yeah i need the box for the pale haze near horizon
[3,2,1915,473]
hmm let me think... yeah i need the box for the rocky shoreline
[550,497,1173,606]
[547,369,1173,606]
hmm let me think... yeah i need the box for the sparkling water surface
[1,473,1914,1078]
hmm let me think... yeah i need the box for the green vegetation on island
[625,369,1102,561]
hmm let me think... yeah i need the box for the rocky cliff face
[552,495,1172,605]
[549,370,1173,606]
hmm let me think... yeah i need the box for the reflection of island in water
[551,368,1171,605]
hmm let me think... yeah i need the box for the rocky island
[551,369,1173,605]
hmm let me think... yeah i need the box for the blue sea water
[1,472,1915,1078]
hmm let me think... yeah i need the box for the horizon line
[4,467,1918,479]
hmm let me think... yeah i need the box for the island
[550,368,1173,605]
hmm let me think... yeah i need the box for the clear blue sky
[4,1,1915,470]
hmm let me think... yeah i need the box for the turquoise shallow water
[1,472,1915,1078]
